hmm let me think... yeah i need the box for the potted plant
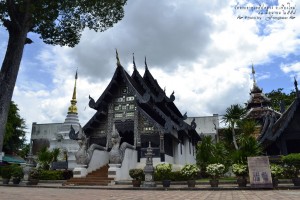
[27,168,40,185]
[232,163,248,187]
[180,164,200,187]
[11,164,24,184]
[282,153,300,186]
[206,163,225,187]
[155,163,172,187]
[1,165,12,184]
[129,168,144,187]
[270,164,284,187]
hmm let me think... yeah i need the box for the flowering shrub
[155,163,172,180]
[270,164,284,179]
[282,153,300,178]
[232,163,248,177]
[29,168,40,180]
[180,164,200,180]
[129,169,144,180]
[206,163,225,179]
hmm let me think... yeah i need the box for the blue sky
[0,0,299,140]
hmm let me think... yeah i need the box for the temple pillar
[107,103,114,149]
[159,132,165,162]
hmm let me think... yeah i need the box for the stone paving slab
[1,186,300,200]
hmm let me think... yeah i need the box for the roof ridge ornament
[145,56,148,70]
[133,53,136,70]
[116,49,121,67]
[294,76,299,98]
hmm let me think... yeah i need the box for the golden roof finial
[68,70,78,114]
[116,49,121,67]
[252,63,256,84]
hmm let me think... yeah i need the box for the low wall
[87,150,109,173]
[117,149,137,180]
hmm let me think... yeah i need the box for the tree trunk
[232,124,239,150]
[0,28,29,152]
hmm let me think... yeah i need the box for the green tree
[231,134,262,164]
[265,88,296,112]
[18,143,30,159]
[237,119,257,136]
[222,104,247,150]
[196,135,215,172]
[3,101,26,154]
[196,135,229,174]
[0,0,127,152]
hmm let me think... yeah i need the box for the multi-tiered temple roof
[245,65,281,125]
[258,78,300,155]
[83,52,199,144]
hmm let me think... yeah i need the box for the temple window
[122,87,128,94]
[126,96,135,101]
[114,113,123,118]
[129,104,135,110]
[114,105,121,111]
[115,97,124,102]
[126,112,134,117]
[122,105,127,110]
[143,126,154,131]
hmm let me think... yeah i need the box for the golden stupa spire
[68,70,78,114]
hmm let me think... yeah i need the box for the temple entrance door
[119,130,134,146]
[115,120,135,146]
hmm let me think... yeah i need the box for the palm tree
[196,135,215,173]
[222,104,246,150]
[237,119,257,136]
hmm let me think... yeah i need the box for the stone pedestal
[0,152,3,162]
[73,165,88,178]
[108,164,121,182]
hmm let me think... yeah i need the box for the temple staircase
[64,165,114,186]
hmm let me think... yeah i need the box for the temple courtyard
[1,180,300,200]
[1,186,300,200]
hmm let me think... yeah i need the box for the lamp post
[143,141,156,187]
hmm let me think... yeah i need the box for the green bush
[282,153,300,168]
[180,164,200,180]
[0,165,12,179]
[11,164,24,178]
[129,169,144,180]
[155,163,172,180]
[62,170,73,180]
[170,171,186,181]
[39,170,64,180]
[282,153,300,178]
[270,164,284,179]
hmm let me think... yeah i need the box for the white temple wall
[181,137,196,164]
[174,141,180,165]
[165,154,174,164]
[87,150,109,173]
[118,148,137,180]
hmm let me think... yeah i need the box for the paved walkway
[1,186,300,200]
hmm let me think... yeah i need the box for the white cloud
[0,0,298,141]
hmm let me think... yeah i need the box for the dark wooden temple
[258,78,300,155]
[245,65,281,126]
[83,53,200,162]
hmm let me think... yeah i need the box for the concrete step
[64,165,111,186]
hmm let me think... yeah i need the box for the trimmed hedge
[39,170,73,180]
[154,171,186,181]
